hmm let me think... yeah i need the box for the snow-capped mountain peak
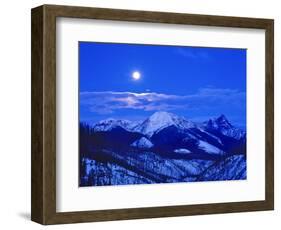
[144,111,175,130]
[205,114,232,129]
[215,114,233,128]
[93,118,138,132]
[133,111,195,137]
[149,111,174,121]
[204,115,245,140]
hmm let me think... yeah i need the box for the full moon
[132,71,141,80]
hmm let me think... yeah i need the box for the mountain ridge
[87,111,246,156]
[80,111,247,186]
[91,111,245,140]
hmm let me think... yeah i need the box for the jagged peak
[98,118,129,123]
[216,114,229,122]
[217,114,227,121]
[215,114,232,127]
[202,114,245,140]
[205,114,232,128]
[93,118,134,132]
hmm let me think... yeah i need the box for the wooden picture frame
[31,4,274,225]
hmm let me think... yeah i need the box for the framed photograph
[31,4,274,225]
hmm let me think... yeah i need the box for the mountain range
[79,111,246,186]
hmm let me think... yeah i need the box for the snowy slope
[80,153,246,186]
[198,140,223,155]
[131,137,154,149]
[198,155,246,181]
[174,148,191,154]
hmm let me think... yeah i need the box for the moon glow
[132,71,141,80]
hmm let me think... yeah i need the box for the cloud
[80,87,245,115]
[175,47,210,60]
[81,91,180,114]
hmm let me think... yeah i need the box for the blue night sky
[79,42,246,128]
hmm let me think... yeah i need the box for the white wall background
[0,0,279,229]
